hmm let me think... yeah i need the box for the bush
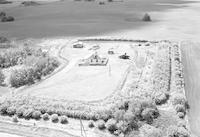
[0,104,8,115]
[140,124,162,137]
[155,92,169,105]
[105,118,117,133]
[0,69,5,85]
[1,16,14,22]
[171,93,187,106]
[142,13,151,22]
[6,106,16,116]
[33,57,59,77]
[97,120,106,130]
[88,120,95,128]
[167,126,190,137]
[32,110,42,120]
[16,107,25,117]
[23,109,34,119]
[0,12,6,18]
[60,115,68,124]
[175,104,186,113]
[177,112,185,119]
[12,115,18,123]
[124,111,138,130]
[0,36,9,43]
[51,114,59,123]
[10,68,35,88]
[42,113,49,121]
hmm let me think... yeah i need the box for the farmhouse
[73,42,84,48]
[79,52,108,66]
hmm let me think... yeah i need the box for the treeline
[0,12,14,22]
[0,46,60,87]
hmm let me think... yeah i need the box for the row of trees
[171,44,189,119]
[87,98,160,136]
[152,44,171,105]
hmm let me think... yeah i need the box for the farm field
[181,41,200,137]
[0,0,194,38]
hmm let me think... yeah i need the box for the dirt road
[181,41,200,137]
[0,120,79,137]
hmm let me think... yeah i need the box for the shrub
[114,109,125,121]
[60,115,68,124]
[0,12,6,18]
[116,121,129,135]
[0,36,9,43]
[10,68,35,88]
[142,13,151,22]
[167,126,190,137]
[0,104,8,115]
[51,114,59,123]
[171,93,187,106]
[1,16,14,22]
[6,106,16,116]
[155,92,169,105]
[42,113,49,121]
[124,111,138,130]
[97,120,106,130]
[23,108,34,119]
[177,112,185,119]
[140,124,162,137]
[105,118,117,133]
[32,110,42,120]
[0,69,5,85]
[88,120,95,128]
[175,104,186,113]
[16,107,25,117]
[12,115,18,123]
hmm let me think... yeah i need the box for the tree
[0,69,5,86]
[142,13,151,22]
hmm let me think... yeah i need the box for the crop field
[0,0,192,38]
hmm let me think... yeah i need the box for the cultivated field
[0,0,193,38]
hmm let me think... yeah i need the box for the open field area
[181,42,200,137]
[21,41,139,101]
[0,0,195,38]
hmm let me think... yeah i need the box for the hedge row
[171,44,189,119]
[0,95,113,121]
[0,69,4,85]
[152,45,171,105]
[88,98,160,136]
[11,113,68,124]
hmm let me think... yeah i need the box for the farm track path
[0,120,80,137]
[181,41,200,137]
